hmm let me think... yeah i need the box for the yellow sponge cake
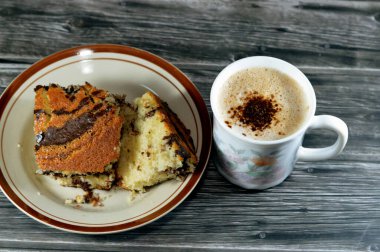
[117,92,198,191]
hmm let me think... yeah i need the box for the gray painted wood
[0,0,380,251]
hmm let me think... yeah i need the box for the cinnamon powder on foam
[220,67,307,140]
[226,92,281,134]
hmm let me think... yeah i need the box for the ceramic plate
[0,44,211,234]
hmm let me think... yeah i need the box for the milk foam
[218,67,308,141]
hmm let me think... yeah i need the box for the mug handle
[297,115,348,161]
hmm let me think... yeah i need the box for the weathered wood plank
[0,0,379,68]
[1,164,380,251]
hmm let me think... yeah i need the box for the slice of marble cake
[34,82,125,190]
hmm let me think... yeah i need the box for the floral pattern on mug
[213,124,292,189]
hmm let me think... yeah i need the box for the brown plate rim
[0,44,212,234]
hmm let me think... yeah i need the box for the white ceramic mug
[210,56,348,190]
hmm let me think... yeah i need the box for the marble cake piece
[34,82,125,190]
[117,92,198,191]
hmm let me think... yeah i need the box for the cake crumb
[65,199,74,204]
[75,195,85,204]
[74,204,82,209]
[64,190,103,207]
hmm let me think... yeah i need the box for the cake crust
[146,92,197,166]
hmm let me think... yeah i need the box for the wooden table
[1,0,379,251]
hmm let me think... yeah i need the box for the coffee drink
[211,56,348,190]
[218,67,308,141]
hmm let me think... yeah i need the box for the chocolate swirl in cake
[36,106,110,148]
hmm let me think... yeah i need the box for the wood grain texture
[0,0,379,68]
[1,0,380,251]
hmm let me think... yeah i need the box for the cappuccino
[219,67,308,141]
